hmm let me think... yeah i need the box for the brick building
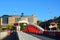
[0,14,37,27]
[39,16,60,30]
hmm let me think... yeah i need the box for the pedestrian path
[2,32,19,40]
[17,31,41,40]
[0,32,7,39]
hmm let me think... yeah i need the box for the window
[15,18,20,22]
[2,16,8,24]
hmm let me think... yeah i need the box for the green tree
[6,25,12,30]
[57,22,60,29]
[0,28,2,32]
[20,23,25,31]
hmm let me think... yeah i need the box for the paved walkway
[2,32,19,40]
[0,32,7,39]
[17,31,41,40]
[2,31,60,40]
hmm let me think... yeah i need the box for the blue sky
[0,0,60,21]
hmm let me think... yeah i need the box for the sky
[0,0,60,21]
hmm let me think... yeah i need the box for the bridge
[1,23,60,40]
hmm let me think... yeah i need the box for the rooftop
[0,14,36,18]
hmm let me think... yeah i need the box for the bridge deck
[17,31,41,40]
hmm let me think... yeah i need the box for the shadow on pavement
[2,31,19,40]
[27,32,60,40]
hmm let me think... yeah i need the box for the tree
[0,28,2,32]
[57,22,60,29]
[20,23,25,31]
[21,13,24,17]
[6,25,12,30]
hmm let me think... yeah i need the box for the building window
[15,18,20,22]
[28,17,33,23]
[2,15,8,24]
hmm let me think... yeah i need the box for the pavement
[17,31,41,40]
[2,31,60,40]
[0,32,8,39]
[2,32,19,40]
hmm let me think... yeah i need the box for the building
[39,16,60,30]
[49,21,57,28]
[0,14,37,27]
